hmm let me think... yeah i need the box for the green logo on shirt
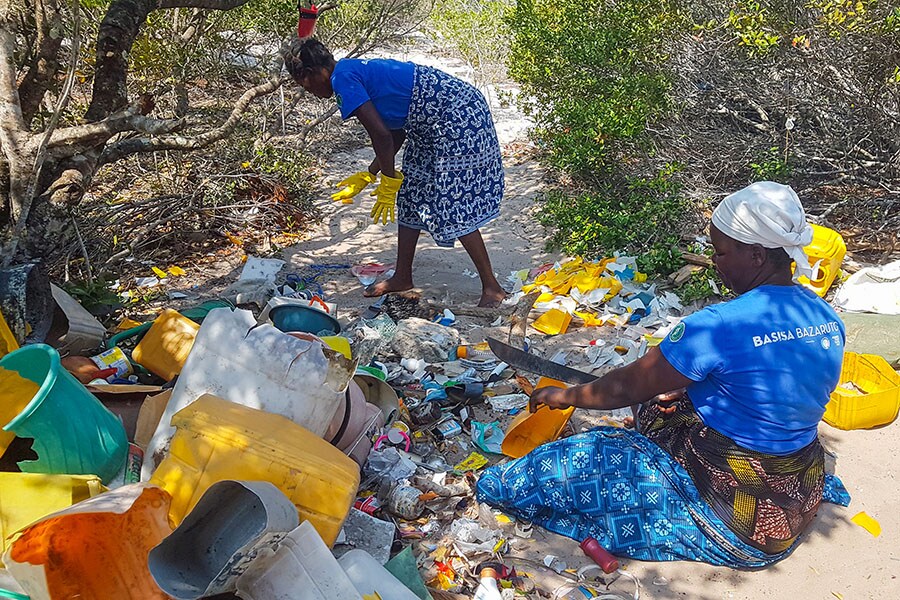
[669,322,685,342]
[335,93,342,108]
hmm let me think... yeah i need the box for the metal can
[386,485,425,520]
[90,346,133,378]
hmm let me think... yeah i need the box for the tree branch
[43,108,185,152]
[99,75,285,164]
[157,0,251,9]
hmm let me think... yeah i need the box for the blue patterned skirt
[397,66,504,247]
[476,426,850,568]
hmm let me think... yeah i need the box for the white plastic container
[236,521,361,600]
[148,480,300,599]
[338,549,420,600]
[142,308,356,479]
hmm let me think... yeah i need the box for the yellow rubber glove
[331,171,376,204]
[370,171,404,225]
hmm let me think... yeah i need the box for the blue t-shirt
[330,58,415,130]
[659,285,845,455]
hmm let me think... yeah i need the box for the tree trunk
[84,0,156,122]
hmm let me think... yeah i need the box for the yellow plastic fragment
[151,266,168,279]
[850,511,881,537]
[454,452,488,472]
[115,317,144,332]
[168,266,186,276]
[574,311,606,327]
[0,311,19,359]
[533,309,572,335]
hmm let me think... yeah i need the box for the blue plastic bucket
[0,344,127,483]
[269,304,341,336]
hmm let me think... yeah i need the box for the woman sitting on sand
[283,38,506,307]
[478,182,850,567]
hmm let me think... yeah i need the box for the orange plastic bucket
[501,377,574,458]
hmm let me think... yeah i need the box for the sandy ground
[278,40,898,600]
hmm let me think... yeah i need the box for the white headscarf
[711,181,814,280]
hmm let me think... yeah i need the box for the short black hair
[733,239,793,269]
[764,246,792,268]
[283,37,334,81]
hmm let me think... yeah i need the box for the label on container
[90,346,133,378]
[124,443,144,484]
[354,495,381,515]
[434,419,462,440]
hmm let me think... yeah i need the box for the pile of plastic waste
[2,226,888,599]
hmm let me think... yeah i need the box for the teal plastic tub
[0,344,127,483]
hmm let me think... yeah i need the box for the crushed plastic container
[149,480,299,599]
[149,394,360,545]
[3,484,172,600]
[338,549,420,600]
[236,520,361,600]
[0,473,104,561]
[823,352,900,430]
[796,223,846,297]
[131,308,200,381]
[501,377,574,458]
[0,344,127,483]
[143,308,355,480]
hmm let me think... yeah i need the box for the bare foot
[364,276,414,297]
[478,286,507,308]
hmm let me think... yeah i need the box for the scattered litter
[352,263,394,286]
[134,276,160,288]
[471,420,505,454]
[487,393,529,411]
[239,255,285,283]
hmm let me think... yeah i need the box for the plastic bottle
[451,342,496,362]
[473,567,503,600]
[580,537,619,573]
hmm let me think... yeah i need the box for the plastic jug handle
[309,296,331,313]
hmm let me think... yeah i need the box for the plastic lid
[480,567,498,579]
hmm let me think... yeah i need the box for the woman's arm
[353,101,398,178]
[367,130,407,175]
[529,346,693,412]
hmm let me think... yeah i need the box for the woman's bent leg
[458,229,506,307]
[364,226,419,297]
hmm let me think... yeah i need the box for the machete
[487,337,597,385]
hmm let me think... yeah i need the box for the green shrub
[537,166,687,277]
[506,0,684,178]
[749,146,791,181]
